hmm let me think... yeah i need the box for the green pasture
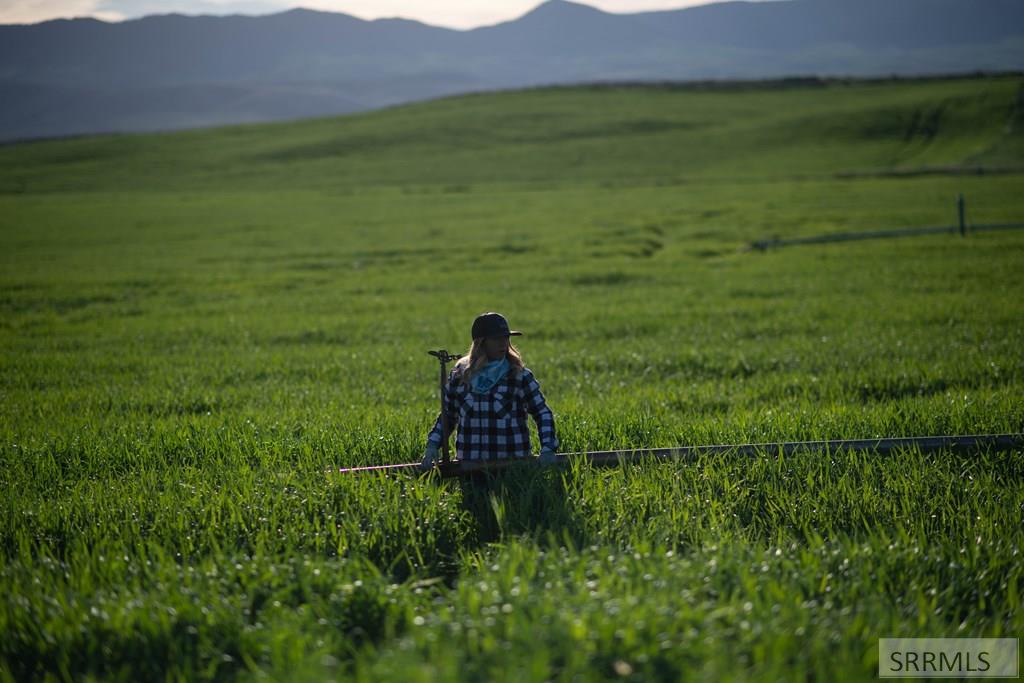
[1,74,1023,681]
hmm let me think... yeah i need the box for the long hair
[455,338,524,387]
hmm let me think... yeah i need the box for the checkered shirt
[427,366,558,460]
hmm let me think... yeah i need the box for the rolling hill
[1,75,1021,195]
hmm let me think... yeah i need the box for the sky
[0,0,723,28]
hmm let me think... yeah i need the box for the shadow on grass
[457,463,579,547]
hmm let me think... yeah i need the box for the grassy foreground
[1,75,1023,681]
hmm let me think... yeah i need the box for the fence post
[958,194,966,237]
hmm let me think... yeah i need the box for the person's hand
[538,447,559,465]
[420,444,439,472]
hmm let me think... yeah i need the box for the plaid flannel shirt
[427,366,558,460]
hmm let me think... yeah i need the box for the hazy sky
[1,0,723,28]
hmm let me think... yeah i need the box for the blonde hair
[455,338,524,387]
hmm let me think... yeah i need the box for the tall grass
[1,76,1023,681]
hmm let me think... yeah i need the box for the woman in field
[421,312,559,469]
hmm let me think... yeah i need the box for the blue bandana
[471,357,510,395]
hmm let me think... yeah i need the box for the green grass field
[1,74,1023,681]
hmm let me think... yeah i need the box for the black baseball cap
[471,312,522,339]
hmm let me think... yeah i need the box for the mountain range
[2,0,1023,141]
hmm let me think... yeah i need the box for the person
[421,312,559,470]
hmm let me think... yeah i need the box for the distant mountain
[2,0,1023,141]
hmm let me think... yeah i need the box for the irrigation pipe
[329,433,1024,478]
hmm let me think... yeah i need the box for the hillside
[1,0,1023,140]
[1,76,1021,195]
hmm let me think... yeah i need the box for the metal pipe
[750,220,1024,250]
[958,193,966,236]
[428,349,460,465]
[328,433,1024,478]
